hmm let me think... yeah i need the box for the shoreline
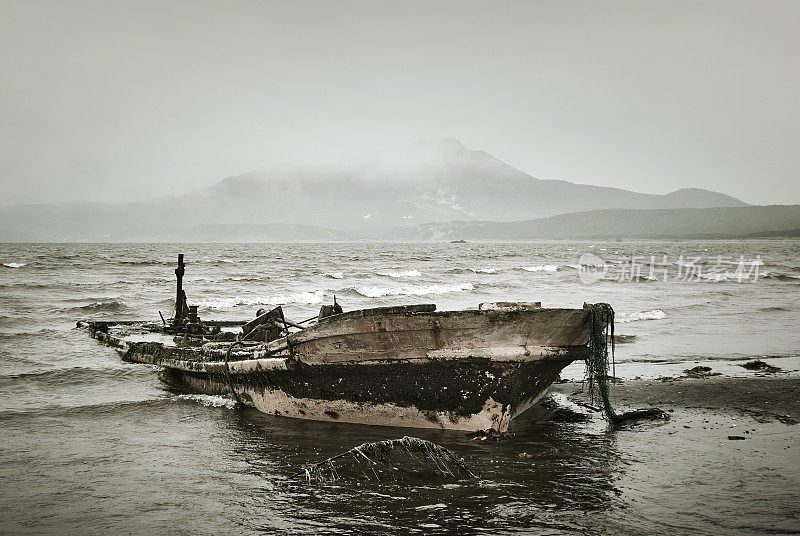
[551,375,800,424]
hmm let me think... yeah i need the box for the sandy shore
[551,375,800,424]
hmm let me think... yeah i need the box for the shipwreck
[80,255,613,432]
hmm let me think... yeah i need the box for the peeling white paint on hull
[170,365,564,432]
[247,388,552,431]
[248,388,505,431]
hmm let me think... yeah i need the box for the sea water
[1,241,798,534]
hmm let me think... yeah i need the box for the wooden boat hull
[85,306,592,431]
[160,357,578,430]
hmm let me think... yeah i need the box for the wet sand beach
[543,375,800,534]
[552,375,800,425]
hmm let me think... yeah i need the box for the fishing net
[292,436,477,483]
[583,303,665,424]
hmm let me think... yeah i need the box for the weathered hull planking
[85,305,591,431]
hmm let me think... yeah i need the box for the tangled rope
[583,303,665,424]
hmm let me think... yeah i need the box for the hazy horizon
[2,0,799,207]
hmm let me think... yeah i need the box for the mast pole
[175,254,185,325]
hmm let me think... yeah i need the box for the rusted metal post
[175,254,185,325]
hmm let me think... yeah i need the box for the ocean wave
[197,297,243,309]
[174,393,237,409]
[268,290,325,305]
[324,272,344,279]
[447,267,498,274]
[607,275,657,283]
[2,262,26,268]
[519,265,558,272]
[618,354,799,364]
[354,283,474,298]
[70,300,128,313]
[118,259,171,266]
[763,273,800,281]
[0,328,64,340]
[0,282,52,289]
[0,365,143,386]
[0,397,182,419]
[617,309,667,323]
[197,290,325,309]
[697,273,738,282]
[377,269,422,278]
[759,306,790,312]
[613,334,638,344]
[690,270,791,282]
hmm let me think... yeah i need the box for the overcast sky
[1,0,798,206]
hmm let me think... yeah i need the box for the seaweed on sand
[584,303,667,424]
[740,360,781,373]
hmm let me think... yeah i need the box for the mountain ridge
[0,139,747,241]
[397,205,800,241]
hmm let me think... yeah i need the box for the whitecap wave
[549,393,592,415]
[196,297,250,308]
[2,262,26,268]
[447,267,497,274]
[267,290,325,305]
[377,269,422,278]
[324,272,344,279]
[355,282,474,298]
[520,265,558,272]
[175,394,237,409]
[617,309,667,323]
[197,290,325,309]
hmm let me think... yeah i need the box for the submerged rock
[293,436,476,483]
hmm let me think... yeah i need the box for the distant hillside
[0,139,746,241]
[398,205,800,240]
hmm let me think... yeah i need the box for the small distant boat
[450,239,467,243]
[81,255,607,432]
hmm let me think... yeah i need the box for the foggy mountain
[0,139,746,241]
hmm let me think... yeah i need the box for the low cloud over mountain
[0,139,747,241]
